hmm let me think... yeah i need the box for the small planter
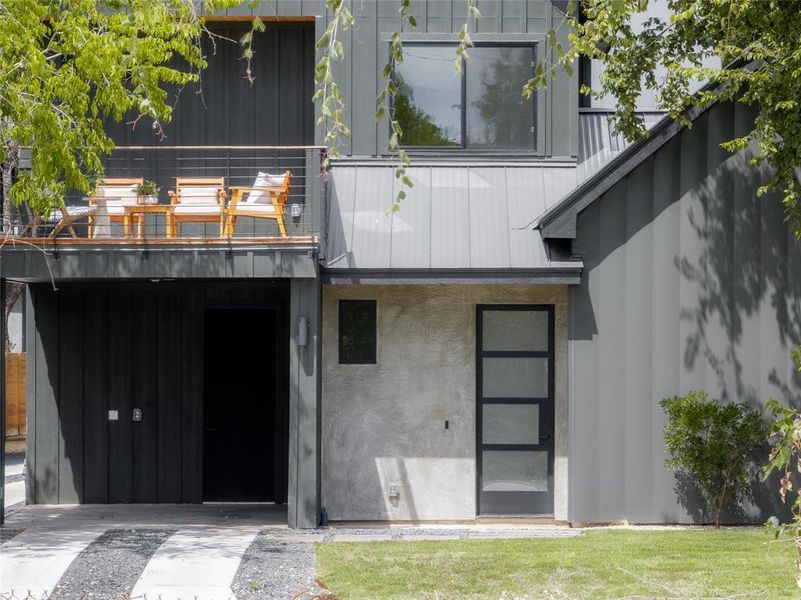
[134,181,160,205]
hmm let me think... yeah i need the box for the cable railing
[11,145,326,242]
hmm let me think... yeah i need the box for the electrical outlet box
[290,203,302,218]
[108,410,119,421]
[388,482,400,498]
[132,408,143,422]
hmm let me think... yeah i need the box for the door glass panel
[482,310,548,351]
[483,404,539,445]
[483,357,547,397]
[482,451,548,492]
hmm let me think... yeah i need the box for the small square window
[339,300,377,364]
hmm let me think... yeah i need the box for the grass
[316,528,799,599]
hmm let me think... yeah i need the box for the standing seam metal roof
[323,164,578,272]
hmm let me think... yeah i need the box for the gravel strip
[48,528,175,600]
[4,474,24,485]
[231,532,329,600]
[0,528,23,545]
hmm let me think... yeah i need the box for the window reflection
[394,44,535,149]
[395,46,461,146]
[466,47,534,148]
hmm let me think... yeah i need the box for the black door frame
[476,304,555,516]
[201,299,290,503]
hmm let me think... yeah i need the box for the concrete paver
[0,526,105,597]
[130,526,261,600]
[4,479,25,508]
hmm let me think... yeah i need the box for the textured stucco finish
[322,284,568,521]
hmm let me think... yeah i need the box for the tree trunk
[715,472,732,529]
[4,281,25,351]
[2,142,20,234]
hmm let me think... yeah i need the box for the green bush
[660,391,767,527]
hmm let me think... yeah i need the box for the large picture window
[395,44,536,150]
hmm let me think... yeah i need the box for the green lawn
[316,529,799,599]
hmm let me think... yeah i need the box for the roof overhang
[0,241,318,282]
[321,264,583,285]
[537,107,706,239]
[539,60,755,240]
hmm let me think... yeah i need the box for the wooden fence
[5,352,26,439]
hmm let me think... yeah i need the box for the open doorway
[203,308,288,502]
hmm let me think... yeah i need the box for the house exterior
[1,0,799,527]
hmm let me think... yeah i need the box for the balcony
[6,145,325,247]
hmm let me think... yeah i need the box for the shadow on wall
[676,150,801,409]
[570,101,801,523]
[672,119,801,521]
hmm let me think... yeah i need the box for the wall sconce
[298,315,308,347]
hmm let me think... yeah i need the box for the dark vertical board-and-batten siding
[26,282,292,506]
[27,285,204,504]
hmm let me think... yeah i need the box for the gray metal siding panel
[326,167,357,268]
[622,156,654,520]
[390,168,432,268]
[569,99,801,523]
[350,167,394,268]
[649,135,682,518]
[468,168,510,267]
[430,168,471,268]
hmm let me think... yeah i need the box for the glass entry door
[477,305,554,515]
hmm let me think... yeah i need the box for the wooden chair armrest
[168,190,179,205]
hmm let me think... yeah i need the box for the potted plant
[134,180,160,204]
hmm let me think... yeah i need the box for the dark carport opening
[202,307,289,503]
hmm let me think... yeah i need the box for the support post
[287,276,321,528]
[1,278,6,525]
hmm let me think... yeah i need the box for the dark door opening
[203,308,288,502]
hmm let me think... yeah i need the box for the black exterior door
[477,305,555,515]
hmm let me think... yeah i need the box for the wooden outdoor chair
[88,177,143,236]
[49,204,98,237]
[19,202,96,238]
[168,177,227,237]
[225,170,292,237]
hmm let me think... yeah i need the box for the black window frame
[391,41,538,154]
[338,299,377,365]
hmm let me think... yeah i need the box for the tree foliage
[526,0,801,237]
[661,390,767,528]
[0,0,238,217]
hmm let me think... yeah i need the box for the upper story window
[395,44,536,151]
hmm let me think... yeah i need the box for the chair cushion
[173,204,221,215]
[98,184,139,206]
[178,186,220,205]
[245,172,287,204]
[46,205,96,222]
[232,203,277,214]
[64,205,97,218]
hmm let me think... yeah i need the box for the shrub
[660,390,767,528]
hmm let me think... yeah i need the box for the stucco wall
[321,284,568,521]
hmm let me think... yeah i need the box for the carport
[0,241,321,528]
